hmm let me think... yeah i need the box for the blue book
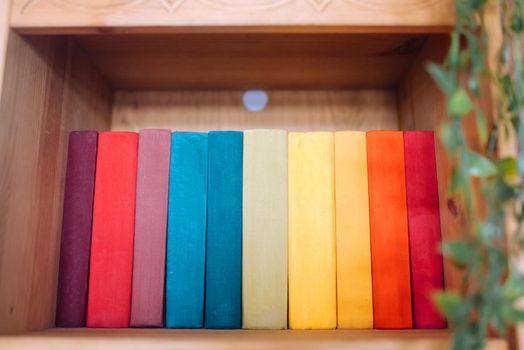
[166,132,208,328]
[205,131,243,329]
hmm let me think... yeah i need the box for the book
[334,131,373,329]
[205,131,243,329]
[55,131,98,327]
[366,131,412,329]
[86,132,138,328]
[288,132,337,329]
[130,130,171,327]
[166,132,208,328]
[404,131,446,329]
[242,130,288,330]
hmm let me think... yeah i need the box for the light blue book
[166,132,208,328]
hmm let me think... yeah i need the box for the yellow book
[288,132,337,329]
[334,131,373,328]
[242,130,288,329]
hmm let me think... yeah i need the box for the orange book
[366,131,412,329]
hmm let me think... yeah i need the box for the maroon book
[56,131,98,327]
[130,130,171,327]
[404,131,446,329]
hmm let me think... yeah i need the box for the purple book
[130,129,171,327]
[56,131,98,327]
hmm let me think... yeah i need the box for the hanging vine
[428,0,524,349]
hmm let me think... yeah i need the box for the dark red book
[404,131,446,329]
[86,132,138,328]
[56,131,98,327]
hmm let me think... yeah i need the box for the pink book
[130,130,171,327]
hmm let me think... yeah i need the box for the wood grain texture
[111,90,399,131]
[76,33,425,89]
[0,328,508,350]
[11,0,454,34]
[0,35,112,334]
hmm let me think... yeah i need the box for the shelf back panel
[111,89,399,132]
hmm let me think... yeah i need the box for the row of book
[56,129,445,330]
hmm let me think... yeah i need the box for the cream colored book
[334,131,373,328]
[242,129,288,329]
[288,132,337,329]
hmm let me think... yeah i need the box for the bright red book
[366,131,412,329]
[404,131,446,329]
[87,132,138,328]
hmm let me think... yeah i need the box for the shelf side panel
[0,34,112,333]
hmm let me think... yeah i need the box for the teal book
[166,132,208,328]
[205,131,243,329]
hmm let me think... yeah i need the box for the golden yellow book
[334,131,373,328]
[288,132,337,329]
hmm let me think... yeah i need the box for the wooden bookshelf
[0,0,510,348]
[0,329,509,350]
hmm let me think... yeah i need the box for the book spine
[205,131,243,329]
[288,132,337,329]
[130,130,171,327]
[334,131,373,329]
[366,131,412,329]
[166,132,208,328]
[404,131,446,329]
[242,130,288,330]
[87,132,138,328]
[55,131,98,327]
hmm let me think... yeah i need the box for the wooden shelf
[1,0,508,348]
[0,329,508,350]
[11,0,454,35]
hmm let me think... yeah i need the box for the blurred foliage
[428,0,524,349]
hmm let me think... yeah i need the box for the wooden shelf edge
[0,329,508,350]
[11,25,454,36]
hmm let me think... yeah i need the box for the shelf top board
[0,328,509,350]
[11,0,454,34]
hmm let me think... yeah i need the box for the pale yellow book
[334,131,373,328]
[242,129,288,329]
[288,132,337,329]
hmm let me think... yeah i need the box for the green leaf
[449,89,473,117]
[440,121,462,152]
[475,108,487,145]
[502,306,524,323]
[511,13,524,33]
[449,31,460,69]
[503,267,524,300]
[469,77,481,97]
[494,177,517,201]
[448,168,465,196]
[427,63,456,96]
[496,157,519,178]
[442,240,478,268]
[462,151,497,177]
[434,292,469,324]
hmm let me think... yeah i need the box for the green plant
[428,0,524,349]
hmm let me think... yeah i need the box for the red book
[87,132,138,328]
[404,131,446,329]
[367,131,412,329]
[130,130,171,327]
